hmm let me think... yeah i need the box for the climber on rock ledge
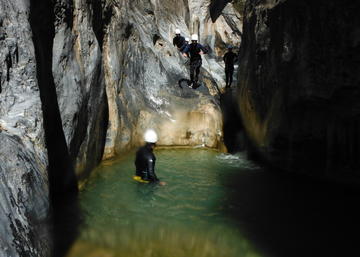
[182,34,208,88]
[173,29,186,50]
[223,45,238,88]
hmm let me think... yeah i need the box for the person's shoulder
[137,145,147,153]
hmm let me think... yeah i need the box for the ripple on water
[67,149,266,257]
[216,152,261,170]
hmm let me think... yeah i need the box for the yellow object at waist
[133,176,149,183]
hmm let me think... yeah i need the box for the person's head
[144,129,158,149]
[191,34,198,43]
[227,45,233,52]
[185,37,190,43]
[175,29,181,36]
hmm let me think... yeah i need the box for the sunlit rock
[52,0,108,177]
[102,0,242,158]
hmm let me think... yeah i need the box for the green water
[68,148,265,257]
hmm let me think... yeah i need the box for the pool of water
[66,148,360,257]
[67,148,264,257]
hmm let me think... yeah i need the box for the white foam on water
[216,152,261,170]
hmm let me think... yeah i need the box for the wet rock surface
[237,0,360,178]
[52,0,108,178]
[0,0,50,255]
[1,0,241,255]
[102,0,242,158]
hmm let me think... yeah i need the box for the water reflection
[51,193,82,257]
[219,165,360,257]
[66,149,360,257]
[67,149,264,257]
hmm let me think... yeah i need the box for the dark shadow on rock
[178,78,192,89]
[29,0,81,256]
[178,78,211,97]
[51,194,82,257]
[218,165,360,257]
[220,88,245,153]
[209,0,232,22]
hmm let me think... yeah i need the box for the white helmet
[185,37,190,42]
[175,29,181,34]
[191,34,198,41]
[144,129,158,143]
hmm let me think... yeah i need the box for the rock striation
[1,0,242,255]
[102,0,242,158]
[237,0,360,178]
[0,0,50,255]
[52,0,108,178]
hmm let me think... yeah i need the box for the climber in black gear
[182,34,208,87]
[134,129,166,185]
[135,143,159,182]
[173,29,186,50]
[180,37,190,55]
[223,46,237,88]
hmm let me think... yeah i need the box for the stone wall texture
[0,0,241,255]
[237,0,360,178]
[102,0,242,158]
[0,0,50,255]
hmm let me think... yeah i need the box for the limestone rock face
[52,0,108,178]
[0,0,241,254]
[0,0,50,255]
[237,0,360,177]
[103,0,242,158]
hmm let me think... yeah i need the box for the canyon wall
[102,0,242,158]
[237,0,360,178]
[0,0,241,255]
[0,0,50,255]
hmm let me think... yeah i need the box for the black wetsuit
[180,42,189,54]
[223,51,237,87]
[173,35,185,49]
[135,144,159,182]
[183,43,208,84]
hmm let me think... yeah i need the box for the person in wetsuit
[134,129,166,185]
[180,37,190,54]
[223,45,238,88]
[182,34,208,87]
[173,29,185,50]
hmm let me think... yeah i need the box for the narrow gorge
[0,0,359,256]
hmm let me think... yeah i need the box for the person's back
[174,35,185,48]
[223,47,238,88]
[135,144,158,182]
[223,50,237,68]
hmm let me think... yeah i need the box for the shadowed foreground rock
[237,0,360,179]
